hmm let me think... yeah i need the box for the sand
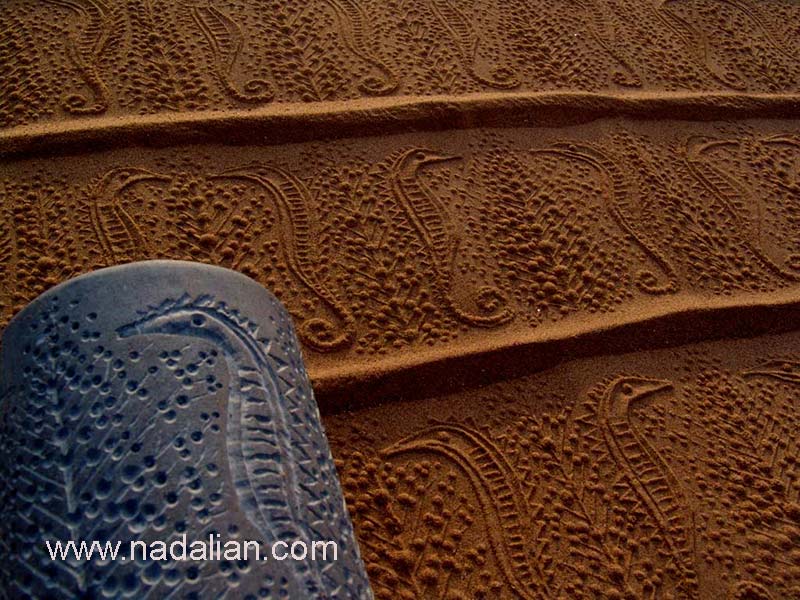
[326,331,800,599]
[2,0,800,598]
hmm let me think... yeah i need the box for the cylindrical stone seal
[0,260,372,599]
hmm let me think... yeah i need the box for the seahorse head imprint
[211,164,354,352]
[391,148,514,327]
[396,148,462,174]
[380,423,463,457]
[742,358,800,384]
[117,293,326,594]
[116,295,256,357]
[603,376,673,418]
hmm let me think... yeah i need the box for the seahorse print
[761,135,800,271]
[382,423,550,600]
[117,294,325,594]
[211,165,354,351]
[574,0,642,87]
[323,0,398,95]
[84,167,170,264]
[685,136,800,281]
[716,0,798,63]
[657,0,796,89]
[389,148,514,327]
[595,376,699,597]
[0,197,16,320]
[761,134,800,194]
[531,142,678,294]
[190,3,275,103]
[44,0,122,114]
[428,0,519,89]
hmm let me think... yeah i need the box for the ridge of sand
[313,287,800,412]
[4,3,800,597]
[2,90,800,158]
[4,118,800,415]
[328,327,800,599]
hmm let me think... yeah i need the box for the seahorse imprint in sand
[591,376,699,597]
[323,0,399,95]
[190,3,275,103]
[380,377,700,598]
[211,164,354,351]
[657,0,798,90]
[531,142,678,294]
[685,135,800,281]
[44,0,121,114]
[117,294,328,594]
[0,196,17,320]
[382,423,550,600]
[574,0,642,87]
[428,0,519,90]
[389,148,514,327]
[83,167,170,264]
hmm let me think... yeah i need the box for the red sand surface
[2,1,799,598]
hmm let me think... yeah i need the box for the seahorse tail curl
[357,74,398,96]
[452,285,514,327]
[227,78,274,103]
[299,317,352,352]
[635,269,678,295]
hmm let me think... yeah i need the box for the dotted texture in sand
[326,332,800,599]
[3,1,800,598]
[2,121,799,381]
[2,0,800,128]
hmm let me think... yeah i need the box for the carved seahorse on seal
[531,142,678,294]
[381,422,551,600]
[116,294,325,595]
[685,136,800,282]
[389,148,514,327]
[85,167,170,264]
[323,0,398,95]
[428,0,519,89]
[190,2,275,103]
[596,376,699,597]
[211,164,354,351]
[44,0,121,114]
